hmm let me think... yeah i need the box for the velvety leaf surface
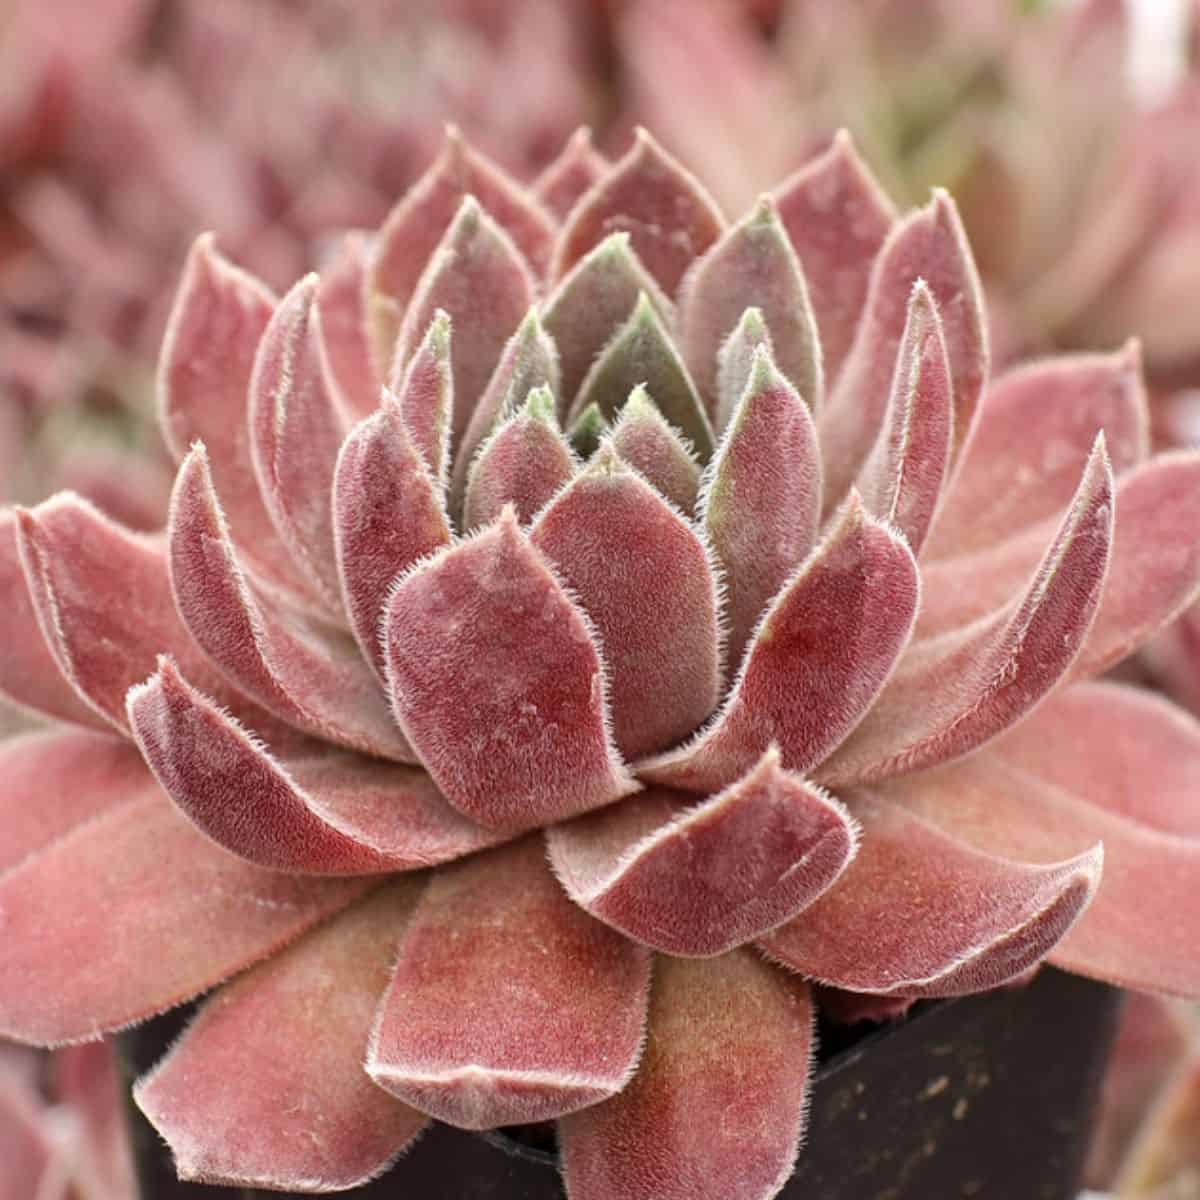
[0,510,102,728]
[548,749,856,957]
[454,311,563,511]
[169,447,413,761]
[369,129,556,364]
[551,128,725,298]
[761,792,1101,997]
[679,195,822,420]
[333,398,451,680]
[559,951,813,1200]
[926,343,1148,559]
[853,282,953,555]
[820,443,1113,787]
[531,448,720,758]
[714,305,773,432]
[249,274,349,612]
[702,346,822,668]
[157,234,314,603]
[570,292,714,459]
[136,883,429,1192]
[129,660,505,875]
[884,745,1200,997]
[568,402,608,460]
[392,197,536,451]
[0,793,370,1045]
[641,496,918,794]
[368,839,650,1129]
[534,127,609,221]
[316,232,380,422]
[773,131,896,385]
[0,728,150,873]
[819,191,987,504]
[608,386,701,515]
[463,387,576,530]
[391,310,453,490]
[384,510,637,830]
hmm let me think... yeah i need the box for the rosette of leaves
[2,127,1200,1200]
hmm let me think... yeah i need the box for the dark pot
[118,966,1120,1199]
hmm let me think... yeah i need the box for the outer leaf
[641,496,918,794]
[391,197,536,450]
[315,231,379,422]
[820,441,1113,787]
[853,281,953,555]
[0,510,102,728]
[559,951,813,1200]
[773,131,897,383]
[249,274,349,612]
[679,194,822,420]
[136,884,430,1192]
[534,126,609,221]
[570,292,714,459]
[761,792,1101,997]
[0,728,151,873]
[548,749,856,957]
[463,386,576,530]
[128,660,505,876]
[390,309,453,491]
[0,794,371,1046]
[925,341,1148,559]
[384,509,637,830]
[531,447,721,758]
[369,128,556,365]
[368,838,651,1129]
[609,385,702,515]
[551,128,725,298]
[169,447,413,761]
[541,232,673,409]
[702,346,822,668]
[819,191,987,505]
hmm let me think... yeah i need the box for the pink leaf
[531,446,721,758]
[391,197,536,452]
[641,495,918,794]
[534,126,609,221]
[773,131,897,385]
[129,660,506,875]
[169,446,414,761]
[821,441,1113,787]
[701,345,822,668]
[925,342,1148,559]
[384,509,637,830]
[0,793,371,1045]
[135,883,429,1192]
[315,232,380,422]
[608,385,702,515]
[248,274,349,613]
[551,128,725,298]
[389,310,453,491]
[761,792,1101,997]
[559,951,813,1200]
[368,838,650,1129]
[453,308,562,514]
[569,291,714,459]
[333,398,451,680]
[0,728,151,874]
[853,281,953,555]
[463,386,577,530]
[819,191,988,505]
[679,194,822,421]
[158,235,314,604]
[542,231,673,410]
[714,305,773,431]
[0,510,102,728]
[0,1074,54,1200]
[548,748,856,956]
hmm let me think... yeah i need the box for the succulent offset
[2,126,1200,1199]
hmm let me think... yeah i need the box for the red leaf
[608,385,701,515]
[315,232,380,422]
[534,126,609,221]
[389,310,453,491]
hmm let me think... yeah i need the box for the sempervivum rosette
[2,128,1200,1200]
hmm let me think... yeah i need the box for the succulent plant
[3,126,1200,1199]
